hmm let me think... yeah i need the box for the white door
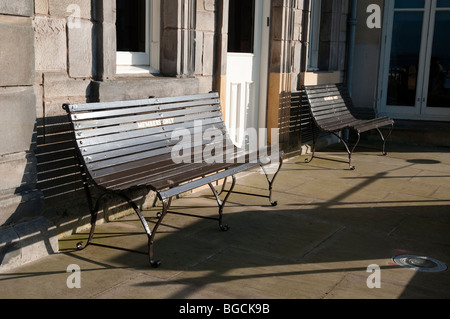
[378,0,450,121]
[225,0,270,147]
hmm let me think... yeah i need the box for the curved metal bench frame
[302,84,394,170]
[64,92,284,267]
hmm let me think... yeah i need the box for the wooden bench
[63,92,284,267]
[300,83,394,169]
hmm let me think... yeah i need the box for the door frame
[224,0,271,146]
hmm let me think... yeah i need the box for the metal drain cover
[393,255,447,273]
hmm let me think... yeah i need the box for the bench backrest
[64,92,234,191]
[303,84,358,130]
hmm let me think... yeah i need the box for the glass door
[379,0,450,121]
[422,0,450,116]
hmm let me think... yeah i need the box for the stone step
[367,120,450,148]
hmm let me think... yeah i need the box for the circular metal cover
[393,255,447,273]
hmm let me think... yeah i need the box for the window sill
[116,65,160,76]
[304,70,341,86]
[93,76,199,102]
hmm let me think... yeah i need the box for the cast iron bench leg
[101,192,172,268]
[148,197,171,267]
[218,177,229,196]
[348,132,361,170]
[76,192,108,250]
[208,175,236,231]
[259,151,284,206]
[217,152,284,207]
[305,130,322,165]
[331,130,361,170]
[377,123,394,156]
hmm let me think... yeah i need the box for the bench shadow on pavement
[58,185,450,299]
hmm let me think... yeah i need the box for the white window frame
[307,0,321,71]
[116,0,160,74]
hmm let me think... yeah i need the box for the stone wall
[32,1,97,239]
[0,0,40,226]
[35,0,95,118]
[195,0,216,92]
[0,0,58,273]
[269,0,310,146]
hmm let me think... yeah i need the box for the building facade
[1,0,448,270]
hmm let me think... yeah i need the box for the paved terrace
[1,140,449,300]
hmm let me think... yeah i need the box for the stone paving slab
[1,141,449,302]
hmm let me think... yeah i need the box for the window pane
[116,0,146,52]
[395,0,425,9]
[437,0,450,8]
[427,11,450,108]
[387,11,424,106]
[228,0,255,53]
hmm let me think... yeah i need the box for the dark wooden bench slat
[115,162,236,192]
[77,117,224,148]
[80,122,228,159]
[90,139,240,184]
[92,140,246,186]
[98,159,225,191]
[94,157,187,187]
[75,110,224,139]
[67,93,218,112]
[97,144,274,191]
[83,123,227,163]
[313,109,353,121]
[84,121,229,167]
[309,99,347,108]
[86,136,231,178]
[106,162,222,191]
[80,133,173,157]
[71,98,220,121]
[352,117,394,133]
[73,104,221,130]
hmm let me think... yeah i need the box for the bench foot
[75,192,108,251]
[220,224,230,232]
[377,124,394,156]
[304,151,315,164]
[98,192,171,268]
[304,131,322,165]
